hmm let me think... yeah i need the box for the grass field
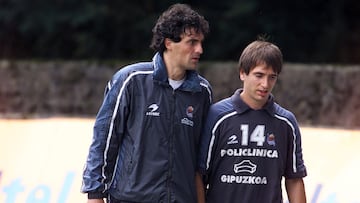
[0,118,359,202]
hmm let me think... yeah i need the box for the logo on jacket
[181,105,194,127]
[146,103,160,116]
[186,106,194,118]
[181,118,194,127]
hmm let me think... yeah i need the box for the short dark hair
[150,4,209,53]
[238,40,283,74]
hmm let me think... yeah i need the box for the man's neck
[240,92,267,110]
[163,52,186,80]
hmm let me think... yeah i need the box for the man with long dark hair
[81,3,212,203]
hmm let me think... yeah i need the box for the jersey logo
[227,135,239,145]
[266,133,276,146]
[222,160,267,184]
[234,160,257,174]
[146,103,160,116]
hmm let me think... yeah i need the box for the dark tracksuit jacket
[81,52,212,202]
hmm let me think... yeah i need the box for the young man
[197,40,307,203]
[81,4,212,203]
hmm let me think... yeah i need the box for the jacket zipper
[167,88,176,202]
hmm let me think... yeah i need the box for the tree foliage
[1,0,359,63]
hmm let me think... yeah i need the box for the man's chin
[186,66,197,70]
[188,63,199,70]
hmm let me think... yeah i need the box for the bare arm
[285,178,306,203]
[195,172,206,203]
[87,199,104,203]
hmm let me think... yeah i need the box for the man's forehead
[182,28,204,39]
[251,63,277,74]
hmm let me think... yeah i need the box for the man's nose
[261,78,270,88]
[196,43,203,54]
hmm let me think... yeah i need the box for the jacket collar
[231,89,275,116]
[152,52,202,92]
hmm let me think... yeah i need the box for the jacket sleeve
[284,113,307,179]
[81,69,131,197]
[197,79,213,174]
[197,104,219,181]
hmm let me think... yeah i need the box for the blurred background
[1,0,360,203]
[1,0,360,63]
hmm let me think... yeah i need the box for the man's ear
[239,69,245,81]
[164,38,172,50]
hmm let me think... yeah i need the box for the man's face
[239,64,278,109]
[166,28,204,71]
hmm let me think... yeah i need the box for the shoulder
[111,62,153,84]
[273,103,294,117]
[198,76,212,90]
[208,97,236,123]
[197,74,212,99]
[198,74,211,87]
[113,62,153,80]
[273,102,299,129]
[211,97,233,113]
[107,62,153,92]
